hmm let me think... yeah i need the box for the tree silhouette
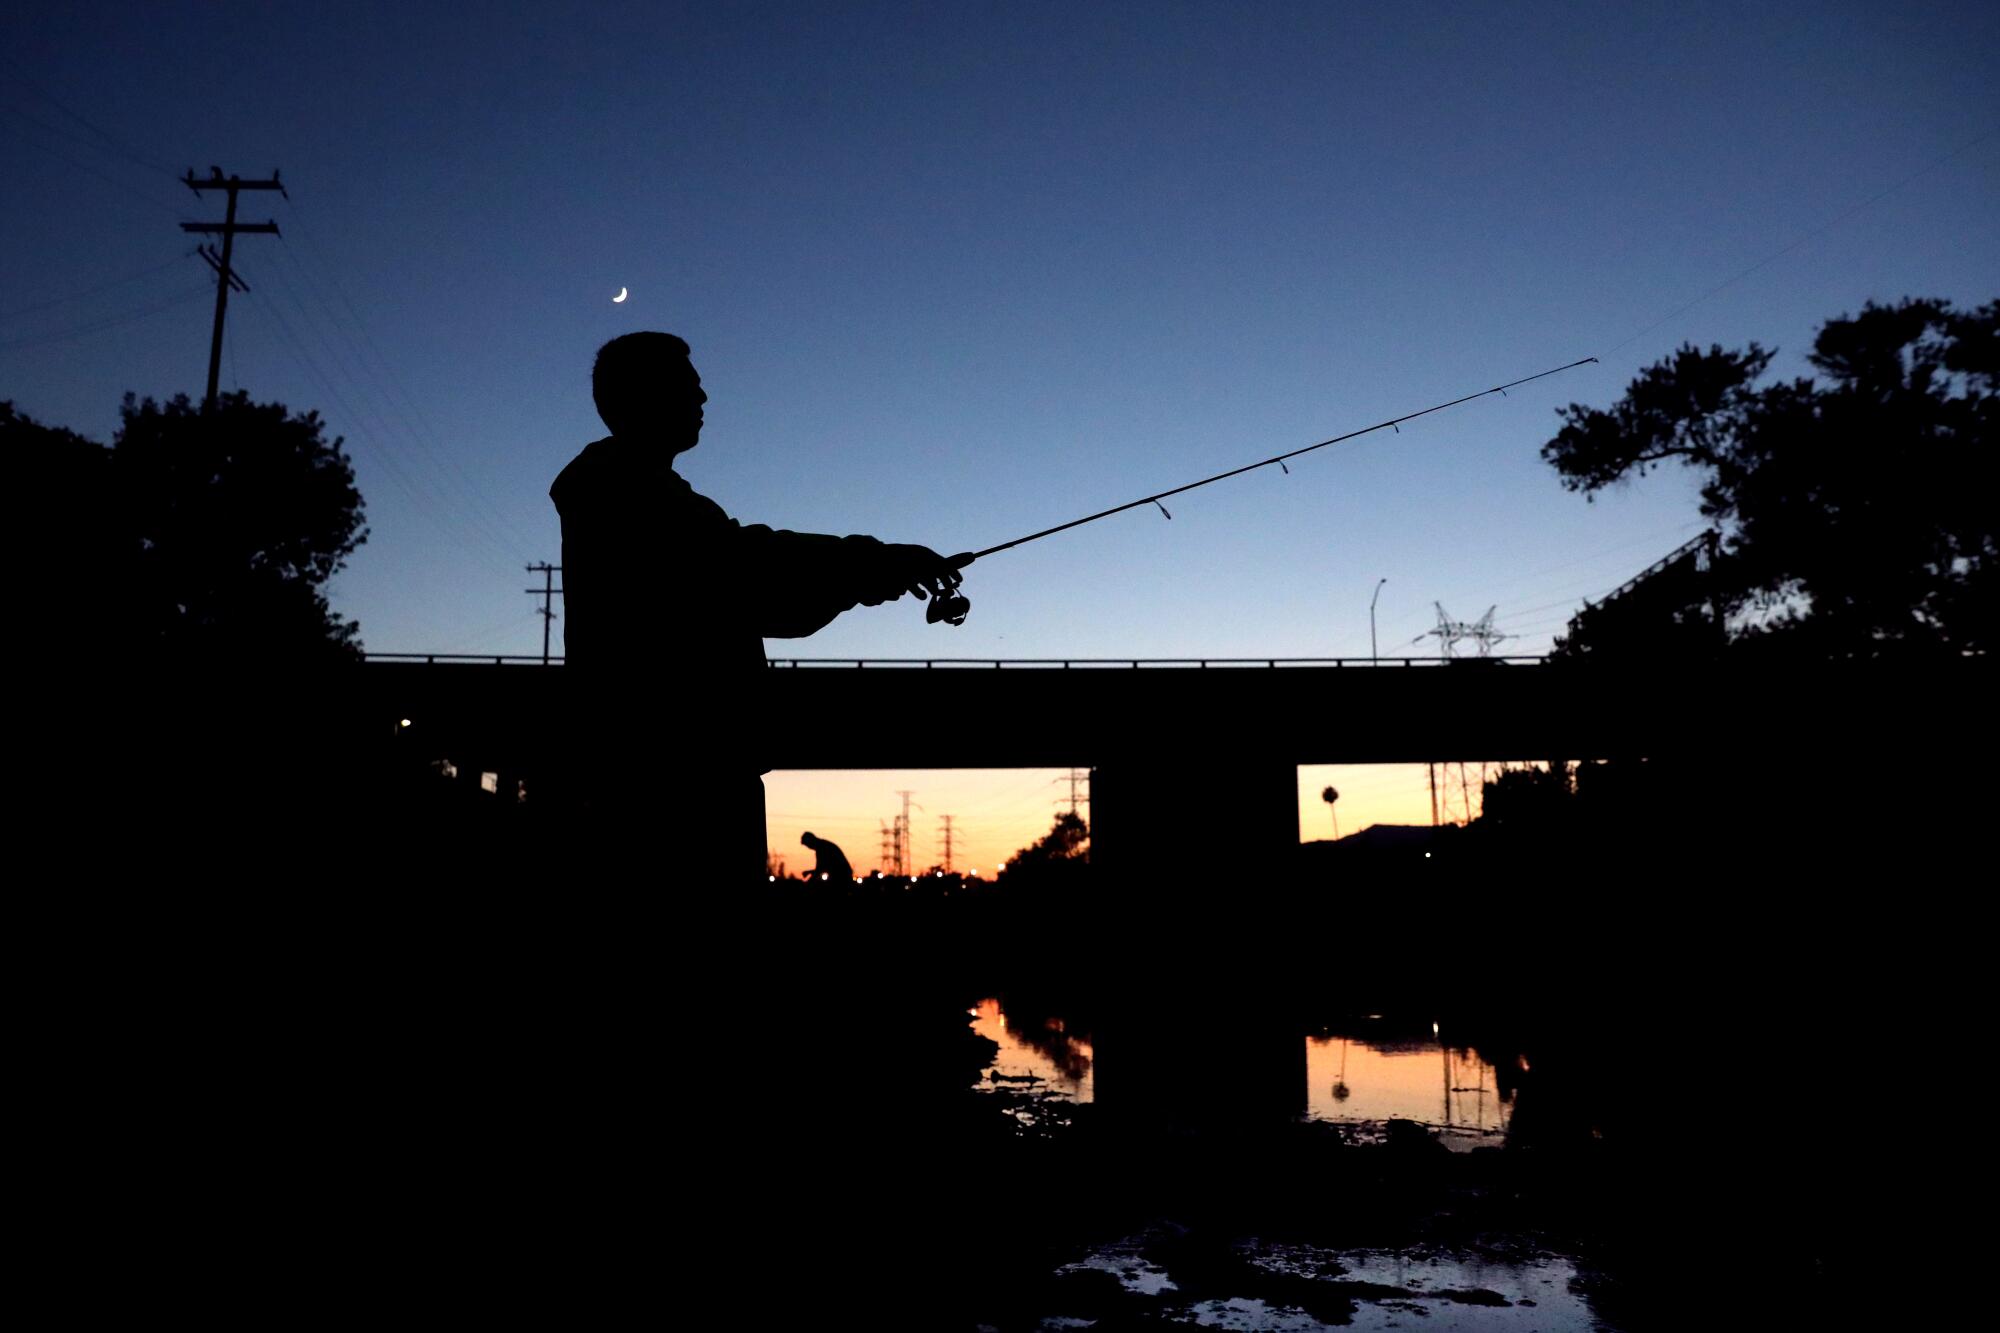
[6,392,368,663]
[8,400,130,657]
[1321,784,1340,839]
[1543,299,1996,657]
[997,811,1090,891]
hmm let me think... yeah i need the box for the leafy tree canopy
[998,811,1090,888]
[1543,299,1996,657]
[6,391,368,662]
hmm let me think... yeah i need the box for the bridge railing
[365,653,566,665]
[766,656,1547,668]
[363,653,1548,668]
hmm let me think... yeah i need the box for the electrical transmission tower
[1442,762,1485,825]
[525,563,563,663]
[1427,759,1490,825]
[938,815,957,873]
[1058,767,1092,823]
[891,789,920,878]
[180,167,285,409]
[1416,603,1511,658]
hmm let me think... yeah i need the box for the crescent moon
[612,287,629,303]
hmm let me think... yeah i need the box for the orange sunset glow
[763,763,1447,877]
[763,769,1084,878]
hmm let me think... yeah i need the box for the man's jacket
[551,435,891,705]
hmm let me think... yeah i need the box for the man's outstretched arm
[731,523,965,638]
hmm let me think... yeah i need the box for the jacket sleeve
[729,521,891,639]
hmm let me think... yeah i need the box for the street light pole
[1370,577,1388,662]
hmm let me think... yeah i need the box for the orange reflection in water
[1306,1034,1510,1142]
[969,998,1510,1145]
[970,998,1094,1100]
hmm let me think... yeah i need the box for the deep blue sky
[5,1,1996,662]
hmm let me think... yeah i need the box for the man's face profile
[648,355,707,454]
[601,345,707,454]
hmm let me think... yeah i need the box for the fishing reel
[926,585,971,626]
[920,551,975,626]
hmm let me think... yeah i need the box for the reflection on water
[1057,1233,1594,1332]
[969,997,1093,1101]
[971,998,1510,1147]
[1306,1024,1511,1148]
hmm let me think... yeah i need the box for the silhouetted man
[800,830,854,882]
[550,332,962,885]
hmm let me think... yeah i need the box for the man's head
[593,332,706,452]
[801,831,822,849]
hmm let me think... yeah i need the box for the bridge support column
[1090,750,1299,894]
[1088,749,1306,1125]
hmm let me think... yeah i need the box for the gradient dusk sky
[5,2,1995,872]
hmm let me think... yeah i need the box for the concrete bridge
[352,653,1987,880]
[360,651,1943,766]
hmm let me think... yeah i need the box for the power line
[0,56,184,180]
[277,194,530,563]
[0,107,194,218]
[245,293,521,582]
[251,246,524,575]
[0,283,211,352]
[258,248,524,568]
[1603,125,2000,359]
[0,255,191,322]
[428,610,543,655]
[1371,520,1707,639]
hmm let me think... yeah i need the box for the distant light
[399,718,412,728]
[820,872,828,881]
[1424,851,1432,858]
[1432,1021,1440,1036]
[768,875,775,882]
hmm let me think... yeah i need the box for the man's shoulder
[551,438,705,508]
[550,439,738,536]
[550,437,619,513]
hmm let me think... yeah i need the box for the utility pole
[525,563,563,663]
[938,815,957,874]
[180,167,284,409]
[1428,761,1440,827]
[1370,577,1388,662]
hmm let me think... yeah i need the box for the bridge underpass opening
[763,769,1088,882]
[1299,761,1540,837]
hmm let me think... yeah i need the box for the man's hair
[592,331,692,428]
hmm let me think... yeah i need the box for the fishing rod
[919,355,1599,625]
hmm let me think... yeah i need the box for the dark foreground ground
[25,872,1976,1330]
